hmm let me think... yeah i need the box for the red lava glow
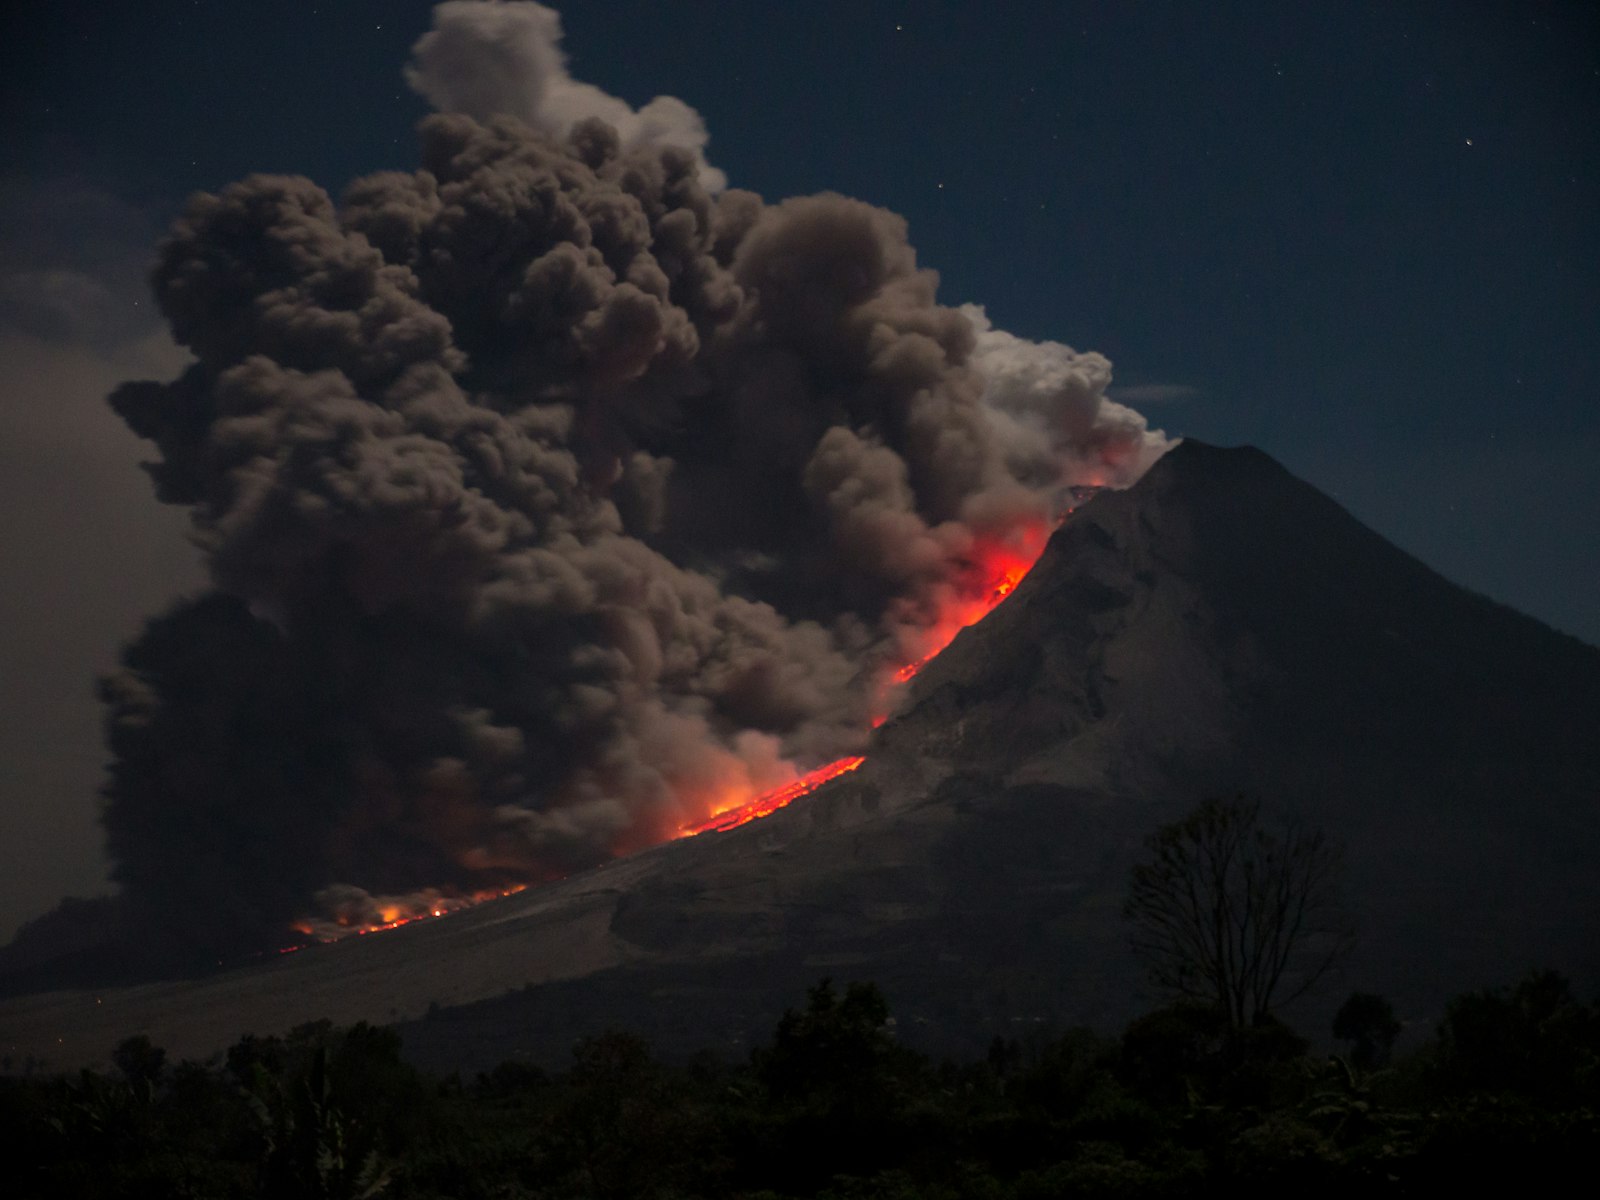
[676,755,866,838]
[287,883,530,945]
[678,512,1064,840]
[873,516,1053,707]
[295,494,1101,939]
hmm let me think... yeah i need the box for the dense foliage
[6,972,1597,1198]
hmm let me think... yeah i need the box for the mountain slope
[4,441,1596,1071]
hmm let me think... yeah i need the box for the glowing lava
[678,515,1060,839]
[677,755,866,837]
[875,516,1052,704]
[288,883,530,945]
[293,495,1094,937]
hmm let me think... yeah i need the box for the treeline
[6,971,1599,1198]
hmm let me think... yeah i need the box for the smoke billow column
[99,0,1168,958]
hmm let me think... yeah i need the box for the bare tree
[1125,795,1352,1028]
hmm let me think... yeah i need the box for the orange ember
[290,883,530,944]
[677,755,865,837]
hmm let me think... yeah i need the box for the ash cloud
[98,1,1169,960]
[406,1,726,191]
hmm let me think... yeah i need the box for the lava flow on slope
[675,512,1067,838]
[300,503,1086,941]
[286,884,530,948]
[885,517,1051,689]
[676,756,867,838]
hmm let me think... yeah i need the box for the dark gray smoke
[100,2,1167,958]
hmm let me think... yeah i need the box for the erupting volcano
[307,510,1063,939]
[676,513,1066,841]
[8,440,1600,1067]
[42,0,1171,966]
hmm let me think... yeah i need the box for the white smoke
[962,304,1172,488]
[406,1,727,191]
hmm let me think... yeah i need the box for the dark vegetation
[4,969,1597,1198]
[6,799,1593,1194]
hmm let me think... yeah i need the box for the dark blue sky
[0,2,1595,934]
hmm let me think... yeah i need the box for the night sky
[1,1,1595,940]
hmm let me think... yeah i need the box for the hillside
[4,441,1597,1073]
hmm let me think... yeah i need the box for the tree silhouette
[1125,796,1351,1028]
[756,978,902,1111]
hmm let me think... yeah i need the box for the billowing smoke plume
[405,0,726,190]
[100,1,1168,959]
